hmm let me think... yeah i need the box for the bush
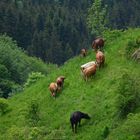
[103,29,122,42]
[8,84,23,97]
[125,37,140,58]
[0,98,9,115]
[108,113,140,140]
[7,126,25,140]
[25,100,40,126]
[7,126,46,140]
[0,78,23,98]
[28,127,42,140]
[136,36,140,45]
[116,73,140,118]
[24,72,45,88]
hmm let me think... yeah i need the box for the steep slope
[0,29,140,140]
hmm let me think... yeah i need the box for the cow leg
[75,123,78,133]
[102,61,105,67]
[71,122,74,133]
[99,64,101,69]
[51,92,55,97]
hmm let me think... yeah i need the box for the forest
[0,0,140,65]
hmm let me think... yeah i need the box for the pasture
[0,29,140,140]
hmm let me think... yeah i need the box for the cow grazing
[81,48,87,57]
[81,61,96,72]
[56,76,65,89]
[49,82,58,97]
[70,111,90,133]
[92,38,104,52]
[81,63,97,81]
[96,50,105,68]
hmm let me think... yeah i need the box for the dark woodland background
[0,0,140,65]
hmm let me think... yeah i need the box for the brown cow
[56,76,65,89]
[49,82,58,97]
[81,63,97,81]
[96,50,105,68]
[92,38,104,52]
[81,48,87,57]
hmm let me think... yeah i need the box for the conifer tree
[87,0,108,36]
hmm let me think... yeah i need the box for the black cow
[70,111,90,133]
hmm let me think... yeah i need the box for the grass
[0,28,140,140]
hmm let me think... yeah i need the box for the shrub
[136,36,140,45]
[7,126,46,140]
[109,113,140,140]
[103,29,122,42]
[25,100,40,126]
[116,73,140,118]
[125,37,140,58]
[8,84,23,97]
[7,126,25,140]
[0,98,9,115]
[28,127,42,140]
[24,72,45,88]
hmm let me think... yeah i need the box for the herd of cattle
[81,38,105,81]
[48,37,105,133]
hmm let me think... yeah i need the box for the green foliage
[87,0,108,36]
[6,126,46,140]
[122,113,140,139]
[0,29,140,140]
[0,35,48,83]
[108,113,140,140]
[0,98,9,115]
[0,79,15,98]
[0,64,10,79]
[116,73,140,118]
[47,129,66,140]
[136,36,140,45]
[28,127,42,140]
[103,29,122,42]
[25,100,40,126]
[1,0,140,65]
[102,126,110,139]
[125,37,140,58]
[0,35,56,98]
[107,0,140,29]
[0,0,90,65]
[24,72,46,88]
[7,126,25,140]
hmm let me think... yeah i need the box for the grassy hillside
[0,29,140,140]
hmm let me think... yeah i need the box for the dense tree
[0,35,56,98]
[0,0,140,65]
[106,0,140,29]
[87,0,108,36]
[0,0,91,65]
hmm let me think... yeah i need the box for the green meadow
[0,29,140,140]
